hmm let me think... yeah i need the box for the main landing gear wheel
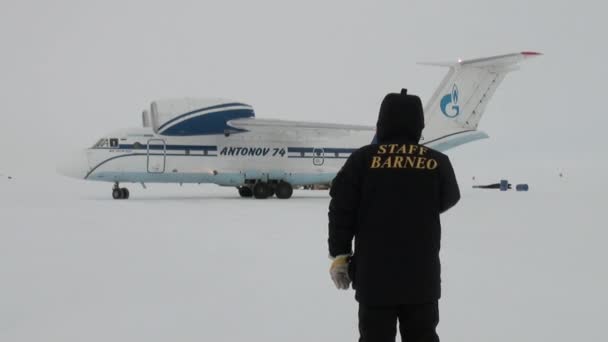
[112,188,122,199]
[275,181,293,199]
[253,182,271,199]
[238,186,253,198]
[121,188,130,199]
[112,183,130,200]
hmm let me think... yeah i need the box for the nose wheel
[112,183,130,200]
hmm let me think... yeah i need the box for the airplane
[58,52,541,199]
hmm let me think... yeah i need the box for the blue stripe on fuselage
[85,152,218,180]
[118,144,217,151]
[287,147,357,154]
[287,156,349,159]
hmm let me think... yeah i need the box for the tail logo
[440,84,460,118]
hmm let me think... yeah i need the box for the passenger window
[133,142,142,149]
[110,138,119,148]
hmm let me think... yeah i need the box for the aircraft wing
[227,118,375,138]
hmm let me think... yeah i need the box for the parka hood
[376,89,425,144]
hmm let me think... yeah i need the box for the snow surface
[1,164,606,342]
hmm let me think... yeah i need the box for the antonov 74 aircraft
[58,52,540,199]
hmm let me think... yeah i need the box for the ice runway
[1,171,606,342]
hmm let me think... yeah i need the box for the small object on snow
[500,179,509,191]
[516,184,529,191]
[472,182,512,190]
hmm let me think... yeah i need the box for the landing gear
[238,186,253,198]
[243,181,293,199]
[253,182,272,199]
[112,188,122,199]
[121,188,130,199]
[112,183,130,200]
[275,181,293,199]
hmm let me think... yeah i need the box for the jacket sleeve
[328,151,364,258]
[439,155,461,214]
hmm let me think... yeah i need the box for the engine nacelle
[142,110,151,128]
[146,98,255,136]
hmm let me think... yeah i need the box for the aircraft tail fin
[420,51,541,149]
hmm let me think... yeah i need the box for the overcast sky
[1,0,606,176]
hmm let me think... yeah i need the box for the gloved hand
[329,255,351,290]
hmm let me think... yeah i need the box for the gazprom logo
[440,84,460,118]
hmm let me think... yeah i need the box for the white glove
[329,255,351,290]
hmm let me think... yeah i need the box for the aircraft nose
[57,150,90,179]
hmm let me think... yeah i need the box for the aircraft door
[312,148,325,166]
[147,139,166,173]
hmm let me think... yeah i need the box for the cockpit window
[93,139,109,148]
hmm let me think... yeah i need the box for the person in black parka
[328,89,460,342]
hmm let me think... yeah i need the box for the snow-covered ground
[1,164,606,342]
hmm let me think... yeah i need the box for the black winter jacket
[328,91,460,305]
